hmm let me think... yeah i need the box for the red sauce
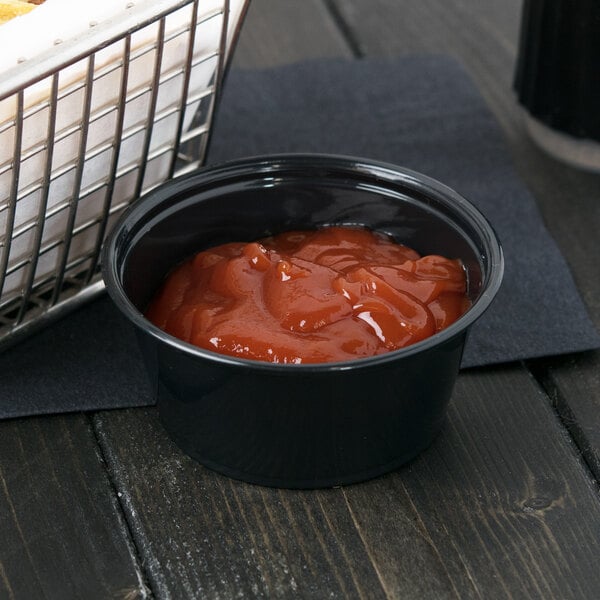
[146,227,471,364]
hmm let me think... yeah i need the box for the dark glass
[514,0,600,140]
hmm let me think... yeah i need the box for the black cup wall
[103,154,503,488]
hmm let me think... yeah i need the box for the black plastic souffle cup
[102,154,503,489]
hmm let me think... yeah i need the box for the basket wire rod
[1,1,249,350]
[0,280,106,353]
[181,82,216,106]
[0,0,200,101]
[195,0,230,168]
[168,0,199,179]
[134,18,167,200]
[0,11,219,125]
[15,73,60,325]
[50,56,96,305]
[0,91,25,301]
[6,191,135,281]
[84,36,132,286]
[179,121,210,145]
[9,96,187,205]
[1,51,219,191]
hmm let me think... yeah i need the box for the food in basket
[0,0,248,327]
[0,0,43,24]
[146,226,471,364]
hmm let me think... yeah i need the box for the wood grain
[92,365,600,599]
[93,408,389,599]
[344,366,600,599]
[232,0,351,68]
[533,352,600,478]
[0,414,147,599]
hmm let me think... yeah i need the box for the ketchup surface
[145,227,470,364]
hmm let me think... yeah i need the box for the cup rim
[102,153,504,372]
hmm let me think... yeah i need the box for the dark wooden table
[2,1,600,598]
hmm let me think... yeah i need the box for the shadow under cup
[102,154,503,488]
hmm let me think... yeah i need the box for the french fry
[0,0,37,25]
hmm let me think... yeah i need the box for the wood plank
[231,0,351,67]
[92,365,600,599]
[525,168,600,480]
[532,352,600,477]
[93,408,388,599]
[343,366,600,599]
[326,0,522,129]
[0,414,148,599]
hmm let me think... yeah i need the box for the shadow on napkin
[2,56,599,418]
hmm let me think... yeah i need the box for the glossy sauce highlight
[146,227,471,364]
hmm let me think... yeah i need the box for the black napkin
[2,56,599,419]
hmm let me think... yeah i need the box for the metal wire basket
[0,0,248,350]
